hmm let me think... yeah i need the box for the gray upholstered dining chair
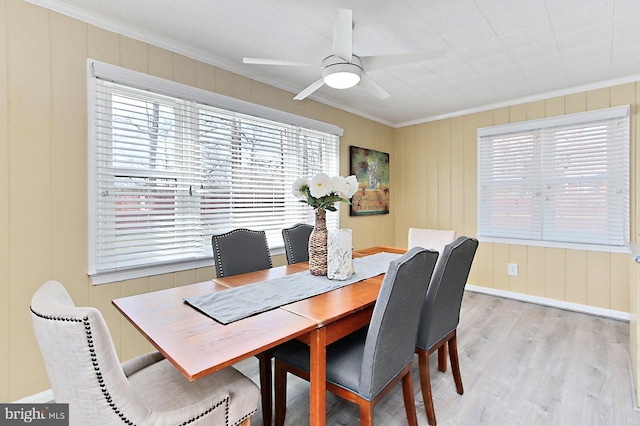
[211,228,274,426]
[273,247,439,426]
[281,223,314,264]
[415,236,478,425]
[31,280,260,426]
[212,228,273,278]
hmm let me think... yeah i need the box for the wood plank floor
[233,291,640,425]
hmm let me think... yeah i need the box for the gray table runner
[185,252,402,324]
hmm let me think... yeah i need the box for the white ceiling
[30,0,640,127]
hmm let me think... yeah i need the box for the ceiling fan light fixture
[324,71,360,89]
[322,62,362,89]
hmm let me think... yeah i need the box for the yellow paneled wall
[0,0,8,405]
[0,0,394,401]
[394,84,638,314]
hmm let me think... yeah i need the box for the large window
[88,61,343,283]
[478,105,630,251]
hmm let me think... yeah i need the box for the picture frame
[349,146,390,216]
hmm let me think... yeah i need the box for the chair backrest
[416,236,479,352]
[282,223,314,264]
[408,227,456,255]
[30,281,150,425]
[359,247,438,399]
[211,228,273,277]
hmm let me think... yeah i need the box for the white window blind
[478,105,630,249]
[88,61,343,282]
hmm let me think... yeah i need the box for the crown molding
[24,0,640,129]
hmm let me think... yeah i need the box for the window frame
[87,60,344,284]
[477,105,630,253]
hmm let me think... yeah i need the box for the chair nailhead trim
[284,232,296,263]
[231,409,257,426]
[179,397,229,425]
[31,307,233,426]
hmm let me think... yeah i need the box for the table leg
[309,327,327,426]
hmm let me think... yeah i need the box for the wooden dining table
[112,245,406,426]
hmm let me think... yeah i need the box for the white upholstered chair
[31,280,260,426]
[408,228,456,262]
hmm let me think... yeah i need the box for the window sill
[477,236,629,254]
[90,246,287,285]
[627,242,640,263]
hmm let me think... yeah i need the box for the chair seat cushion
[127,357,259,425]
[275,327,368,395]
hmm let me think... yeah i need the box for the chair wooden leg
[257,352,273,426]
[437,345,447,372]
[417,349,437,426]
[402,370,419,426]
[358,401,374,426]
[274,360,288,426]
[448,333,464,395]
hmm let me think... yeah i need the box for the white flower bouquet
[292,173,358,211]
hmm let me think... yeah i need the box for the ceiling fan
[243,9,446,100]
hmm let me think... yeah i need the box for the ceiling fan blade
[293,78,325,100]
[360,50,447,71]
[358,73,390,99]
[333,9,353,61]
[243,57,317,67]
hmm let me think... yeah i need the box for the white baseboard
[466,284,630,322]
[13,389,54,403]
